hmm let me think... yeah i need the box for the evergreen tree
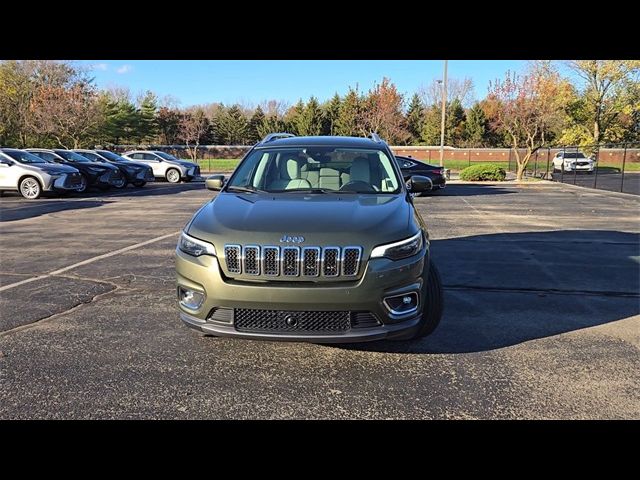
[257,115,286,139]
[136,91,158,143]
[216,105,248,144]
[323,93,341,135]
[335,88,361,136]
[286,99,305,135]
[297,96,323,136]
[99,94,139,144]
[446,98,466,146]
[463,102,488,147]
[406,93,424,144]
[247,106,265,143]
[420,105,442,145]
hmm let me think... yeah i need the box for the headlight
[178,231,216,257]
[370,231,423,260]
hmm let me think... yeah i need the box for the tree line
[1,60,638,176]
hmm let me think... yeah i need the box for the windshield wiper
[270,188,345,194]
[225,185,265,194]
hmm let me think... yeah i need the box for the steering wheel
[339,180,376,193]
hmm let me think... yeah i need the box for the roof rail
[368,132,383,143]
[260,133,296,144]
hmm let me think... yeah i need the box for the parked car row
[0,148,200,199]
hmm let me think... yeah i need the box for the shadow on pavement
[0,200,110,222]
[337,230,640,354]
[429,184,517,197]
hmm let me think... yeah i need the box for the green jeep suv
[175,134,443,342]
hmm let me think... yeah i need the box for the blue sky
[79,60,529,107]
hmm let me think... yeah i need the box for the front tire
[76,174,88,193]
[411,262,444,339]
[166,168,181,183]
[19,177,42,200]
[132,181,146,188]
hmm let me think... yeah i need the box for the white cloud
[93,63,109,71]
[116,64,133,74]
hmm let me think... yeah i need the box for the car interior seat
[269,155,312,190]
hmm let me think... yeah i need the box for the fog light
[178,287,205,310]
[383,292,419,315]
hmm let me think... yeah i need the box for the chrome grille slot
[302,247,320,276]
[342,247,362,276]
[224,245,241,274]
[262,247,279,276]
[282,247,300,276]
[243,246,260,275]
[322,247,340,277]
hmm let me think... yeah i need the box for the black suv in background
[73,149,155,188]
[26,149,125,192]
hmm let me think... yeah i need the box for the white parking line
[0,231,180,293]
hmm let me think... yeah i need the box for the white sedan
[552,152,595,173]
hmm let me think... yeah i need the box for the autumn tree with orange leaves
[488,63,571,181]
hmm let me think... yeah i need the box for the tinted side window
[129,153,143,160]
[142,153,158,161]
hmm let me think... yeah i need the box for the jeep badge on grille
[280,235,304,243]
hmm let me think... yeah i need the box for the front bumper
[180,310,422,343]
[46,174,84,191]
[175,246,429,343]
[184,166,201,179]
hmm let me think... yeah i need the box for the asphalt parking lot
[1,181,639,419]
[549,171,639,196]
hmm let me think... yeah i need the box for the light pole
[439,60,448,167]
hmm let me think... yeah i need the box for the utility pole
[439,60,448,167]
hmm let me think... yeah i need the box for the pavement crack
[0,281,119,338]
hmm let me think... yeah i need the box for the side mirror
[408,175,432,193]
[206,175,225,191]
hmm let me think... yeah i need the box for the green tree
[247,106,265,143]
[99,94,139,144]
[323,93,341,135]
[463,102,489,147]
[137,91,158,143]
[285,99,305,135]
[296,96,323,136]
[405,93,424,144]
[565,60,640,144]
[335,87,361,136]
[217,105,248,144]
[446,98,466,146]
[257,114,287,139]
[420,105,441,145]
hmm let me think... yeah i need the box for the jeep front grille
[223,245,362,278]
[243,246,260,275]
[224,245,241,273]
[322,247,340,276]
[263,247,279,276]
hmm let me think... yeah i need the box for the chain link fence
[512,143,640,196]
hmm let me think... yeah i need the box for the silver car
[0,148,83,199]
[121,150,200,183]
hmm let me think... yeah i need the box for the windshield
[2,149,47,164]
[76,151,105,162]
[226,147,401,194]
[562,152,587,159]
[155,151,180,161]
[98,150,128,162]
[55,150,92,162]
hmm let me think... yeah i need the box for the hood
[86,161,118,171]
[187,192,414,254]
[172,159,197,168]
[120,161,149,170]
[37,164,79,174]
